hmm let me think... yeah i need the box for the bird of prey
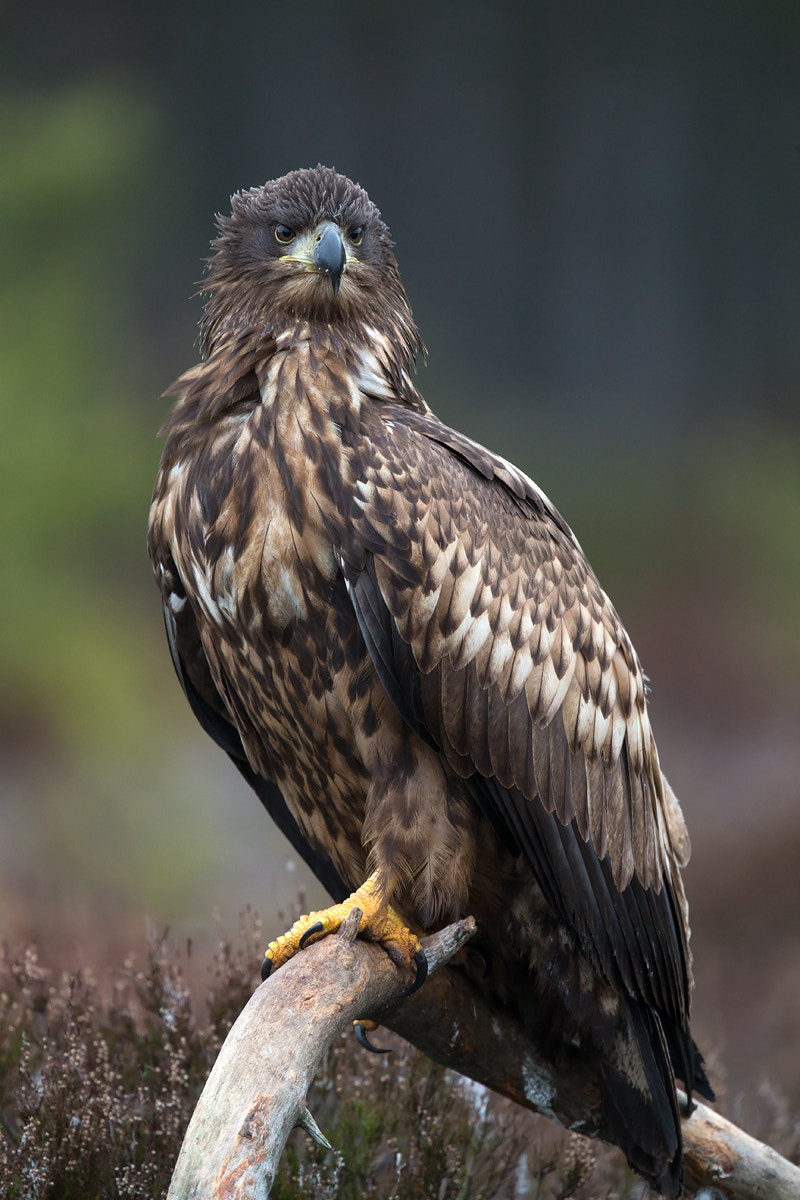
[148,165,711,1195]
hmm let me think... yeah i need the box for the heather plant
[0,921,255,1199]
[0,910,645,1199]
[2,913,795,1198]
[273,1033,600,1199]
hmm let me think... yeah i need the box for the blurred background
[1,0,798,1133]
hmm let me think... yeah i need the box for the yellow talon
[260,871,427,996]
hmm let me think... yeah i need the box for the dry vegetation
[0,922,795,1200]
[0,913,741,1200]
[0,926,253,1198]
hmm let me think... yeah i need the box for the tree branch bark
[166,911,476,1200]
[168,916,800,1200]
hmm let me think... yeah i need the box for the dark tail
[596,1001,684,1197]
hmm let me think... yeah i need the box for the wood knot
[238,1097,269,1142]
[336,906,363,945]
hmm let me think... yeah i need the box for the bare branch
[168,920,800,1200]
[679,1097,800,1199]
[381,958,800,1198]
[167,916,476,1199]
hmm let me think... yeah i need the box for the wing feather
[346,407,692,893]
[152,552,349,903]
[343,406,698,1063]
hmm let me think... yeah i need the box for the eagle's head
[199,166,422,363]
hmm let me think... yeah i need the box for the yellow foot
[260,871,427,997]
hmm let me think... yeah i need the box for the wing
[341,406,691,889]
[152,549,349,905]
[339,405,705,1090]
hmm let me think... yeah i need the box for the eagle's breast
[151,333,380,884]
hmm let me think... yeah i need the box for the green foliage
[0,82,166,752]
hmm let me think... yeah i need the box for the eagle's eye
[348,226,364,246]
[274,224,295,244]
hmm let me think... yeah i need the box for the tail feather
[663,1020,715,1107]
[596,1001,683,1197]
[690,1048,714,1103]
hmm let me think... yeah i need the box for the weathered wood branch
[168,917,800,1199]
[380,962,800,1198]
[166,911,476,1199]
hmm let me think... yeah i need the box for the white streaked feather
[591,706,613,756]
[576,690,595,749]
[610,711,627,761]
[486,632,513,681]
[426,537,459,589]
[452,610,492,669]
[540,655,578,726]
[507,646,533,700]
[442,556,483,619]
[410,583,443,627]
[190,562,222,624]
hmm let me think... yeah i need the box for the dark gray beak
[313,225,346,295]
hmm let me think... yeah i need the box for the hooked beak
[312,224,347,295]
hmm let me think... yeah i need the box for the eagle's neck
[266,321,429,416]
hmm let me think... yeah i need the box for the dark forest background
[1,0,799,1148]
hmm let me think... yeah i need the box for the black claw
[354,1022,391,1054]
[299,920,325,950]
[260,956,272,981]
[394,947,428,1000]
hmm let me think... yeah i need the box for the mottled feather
[148,166,710,1198]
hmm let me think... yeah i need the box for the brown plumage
[148,166,711,1195]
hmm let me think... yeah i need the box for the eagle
[148,165,711,1195]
